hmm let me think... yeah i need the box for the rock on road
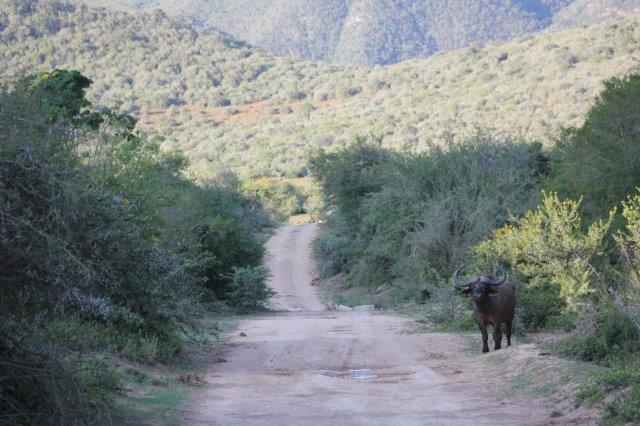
[184,223,553,425]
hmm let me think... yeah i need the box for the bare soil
[184,223,597,425]
[137,96,353,128]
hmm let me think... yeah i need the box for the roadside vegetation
[311,73,640,423]
[0,69,274,424]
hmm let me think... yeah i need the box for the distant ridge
[81,0,640,65]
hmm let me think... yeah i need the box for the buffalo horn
[482,264,507,286]
[453,265,468,289]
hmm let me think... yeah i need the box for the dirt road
[185,223,556,425]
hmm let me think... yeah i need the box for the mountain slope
[2,0,639,179]
[80,0,639,65]
[0,0,360,110]
[551,0,640,28]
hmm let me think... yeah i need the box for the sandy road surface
[185,223,554,425]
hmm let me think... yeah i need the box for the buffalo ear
[460,287,471,295]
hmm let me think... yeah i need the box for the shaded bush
[0,69,271,423]
[312,230,350,279]
[570,314,640,424]
[557,306,640,363]
[549,73,640,220]
[423,282,472,328]
[0,337,119,425]
[225,266,273,310]
[241,176,306,220]
[613,190,640,333]
[310,134,542,295]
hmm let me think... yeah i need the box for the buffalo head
[453,265,507,302]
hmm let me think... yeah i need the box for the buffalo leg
[506,320,512,346]
[493,323,502,350]
[479,323,489,353]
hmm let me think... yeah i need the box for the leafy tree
[549,73,640,220]
[17,69,92,122]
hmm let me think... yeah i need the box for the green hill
[2,0,639,178]
[0,0,358,110]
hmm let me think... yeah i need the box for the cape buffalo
[453,265,515,353]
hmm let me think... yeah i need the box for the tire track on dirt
[184,223,565,425]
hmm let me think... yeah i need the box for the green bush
[241,176,306,220]
[0,339,119,425]
[557,306,640,363]
[423,283,472,328]
[575,358,640,424]
[225,266,274,311]
[310,134,542,296]
[0,69,271,423]
[75,358,123,407]
[309,136,389,229]
[603,381,640,424]
[312,231,350,278]
[613,190,640,332]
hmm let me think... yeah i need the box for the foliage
[475,193,613,329]
[17,69,93,122]
[225,266,274,311]
[309,137,389,228]
[241,177,307,220]
[311,134,542,295]
[195,198,267,299]
[423,281,474,330]
[567,306,640,424]
[614,190,640,332]
[312,230,350,279]
[0,69,271,423]
[549,73,640,220]
[0,337,119,425]
[557,305,640,363]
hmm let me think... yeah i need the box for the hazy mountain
[80,0,639,65]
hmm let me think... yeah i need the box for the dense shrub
[0,339,119,424]
[309,137,389,229]
[312,229,350,279]
[3,2,639,178]
[569,311,640,424]
[225,266,274,310]
[241,176,307,220]
[613,190,640,332]
[0,70,271,423]
[423,281,473,329]
[311,134,543,294]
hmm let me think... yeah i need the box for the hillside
[551,0,640,29]
[81,0,640,66]
[0,0,361,110]
[2,0,640,178]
